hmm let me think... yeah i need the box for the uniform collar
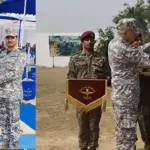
[6,47,20,56]
[81,49,94,56]
[7,46,17,52]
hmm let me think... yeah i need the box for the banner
[66,79,107,112]
[28,66,36,81]
[49,36,80,56]
[22,80,36,101]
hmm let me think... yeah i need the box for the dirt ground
[36,66,144,150]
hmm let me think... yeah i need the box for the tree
[113,0,150,43]
[95,27,114,86]
[95,26,114,57]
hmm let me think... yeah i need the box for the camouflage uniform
[67,49,107,149]
[0,28,27,148]
[108,18,150,150]
[138,61,150,149]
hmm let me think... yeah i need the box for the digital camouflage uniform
[67,48,108,149]
[108,18,150,150]
[0,29,27,149]
[138,51,150,149]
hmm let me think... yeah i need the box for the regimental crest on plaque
[79,86,95,100]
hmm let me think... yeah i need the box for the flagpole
[18,20,22,47]
[0,25,3,43]
[52,33,55,68]
[20,0,27,48]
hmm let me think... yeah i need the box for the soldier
[67,31,109,150]
[132,33,150,150]
[108,18,150,150]
[0,28,27,149]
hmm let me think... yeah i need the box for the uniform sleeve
[67,56,77,79]
[122,42,150,66]
[93,58,107,79]
[140,43,150,53]
[0,53,27,84]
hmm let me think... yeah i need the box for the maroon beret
[135,32,142,37]
[80,31,95,41]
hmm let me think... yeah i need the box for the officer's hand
[132,41,141,48]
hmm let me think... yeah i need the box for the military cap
[117,18,139,32]
[5,28,17,37]
[80,31,95,41]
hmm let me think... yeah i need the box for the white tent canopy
[0,13,36,22]
[0,14,36,46]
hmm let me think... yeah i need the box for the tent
[0,15,20,21]
[0,0,35,15]
[0,15,35,22]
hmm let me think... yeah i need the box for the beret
[80,31,95,41]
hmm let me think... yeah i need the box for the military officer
[132,33,150,150]
[0,28,27,149]
[67,31,109,150]
[108,18,150,150]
